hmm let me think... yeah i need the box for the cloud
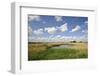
[82,30,88,33]
[28,15,41,21]
[33,28,43,35]
[28,36,35,42]
[44,23,68,34]
[29,34,88,42]
[84,21,88,24]
[71,25,81,32]
[50,36,79,42]
[58,23,68,32]
[44,27,57,34]
[28,36,46,42]
[28,22,68,37]
[28,26,33,36]
[55,16,63,22]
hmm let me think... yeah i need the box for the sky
[28,15,88,42]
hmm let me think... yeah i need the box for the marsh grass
[28,42,88,60]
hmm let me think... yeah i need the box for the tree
[70,40,77,43]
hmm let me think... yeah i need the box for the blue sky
[28,15,88,42]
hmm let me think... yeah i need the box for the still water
[51,45,72,49]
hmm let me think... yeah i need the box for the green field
[28,42,88,60]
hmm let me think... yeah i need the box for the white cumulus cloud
[71,25,81,32]
[44,23,68,34]
[45,27,57,34]
[28,26,33,36]
[82,30,88,33]
[58,23,68,32]
[55,16,63,22]
[33,28,43,35]
[84,21,88,24]
[28,15,41,21]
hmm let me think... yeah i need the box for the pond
[51,44,72,49]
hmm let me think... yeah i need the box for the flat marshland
[28,42,88,60]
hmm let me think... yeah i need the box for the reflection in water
[51,45,72,49]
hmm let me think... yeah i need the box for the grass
[28,42,88,60]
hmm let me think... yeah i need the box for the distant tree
[73,40,76,43]
[70,40,77,43]
[79,41,82,43]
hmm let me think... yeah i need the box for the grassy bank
[28,42,88,60]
